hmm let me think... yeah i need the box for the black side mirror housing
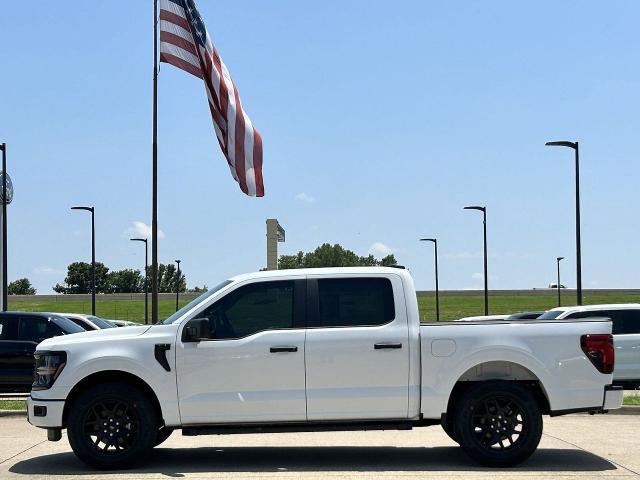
[182,318,209,342]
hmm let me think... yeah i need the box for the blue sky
[1,1,639,294]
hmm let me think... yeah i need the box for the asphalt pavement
[0,413,638,479]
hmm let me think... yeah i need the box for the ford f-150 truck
[27,267,623,469]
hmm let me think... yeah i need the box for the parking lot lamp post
[1,143,7,311]
[545,141,582,306]
[464,205,488,315]
[419,238,440,322]
[556,256,564,307]
[131,238,149,324]
[175,259,181,311]
[71,206,96,315]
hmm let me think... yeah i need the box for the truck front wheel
[67,382,159,470]
[453,381,542,467]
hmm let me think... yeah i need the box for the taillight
[580,334,614,374]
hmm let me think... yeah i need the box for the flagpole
[151,0,159,324]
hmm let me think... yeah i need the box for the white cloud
[124,221,165,240]
[471,272,499,281]
[295,192,316,203]
[33,266,64,275]
[368,242,394,257]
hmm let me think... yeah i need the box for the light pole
[420,238,440,322]
[174,259,181,311]
[0,143,7,311]
[71,206,96,315]
[545,140,582,305]
[556,256,565,307]
[131,238,149,324]
[464,205,488,315]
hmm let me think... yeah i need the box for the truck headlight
[32,351,67,391]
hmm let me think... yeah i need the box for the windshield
[161,280,232,324]
[537,310,565,320]
[87,316,116,329]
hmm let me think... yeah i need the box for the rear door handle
[270,346,298,353]
[374,343,402,350]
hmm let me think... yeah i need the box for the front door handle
[270,346,298,353]
[374,343,402,350]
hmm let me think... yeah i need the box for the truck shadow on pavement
[9,446,617,475]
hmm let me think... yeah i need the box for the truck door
[176,278,307,424]
[304,274,410,421]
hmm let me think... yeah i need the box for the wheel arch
[445,361,551,417]
[62,370,164,426]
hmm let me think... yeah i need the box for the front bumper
[26,396,65,429]
[603,384,624,410]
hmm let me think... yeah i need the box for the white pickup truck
[27,267,623,470]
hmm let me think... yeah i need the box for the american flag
[159,0,264,197]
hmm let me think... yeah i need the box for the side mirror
[182,318,210,343]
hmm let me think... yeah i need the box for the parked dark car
[0,312,85,392]
[506,311,544,320]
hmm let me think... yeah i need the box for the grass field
[5,296,198,324]
[417,291,640,322]
[4,290,640,323]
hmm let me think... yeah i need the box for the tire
[154,427,174,447]
[67,382,159,470]
[453,381,543,467]
[440,413,458,443]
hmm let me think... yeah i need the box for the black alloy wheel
[81,399,140,454]
[454,381,543,467]
[67,382,158,470]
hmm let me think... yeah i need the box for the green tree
[278,243,398,269]
[147,263,186,293]
[53,262,110,294]
[108,269,144,293]
[8,278,36,295]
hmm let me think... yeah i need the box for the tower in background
[266,219,285,270]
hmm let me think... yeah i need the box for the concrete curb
[609,405,640,415]
[0,409,26,417]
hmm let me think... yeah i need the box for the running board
[182,420,418,436]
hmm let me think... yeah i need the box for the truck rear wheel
[453,381,542,467]
[67,382,158,470]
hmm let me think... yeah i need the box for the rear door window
[316,278,395,327]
